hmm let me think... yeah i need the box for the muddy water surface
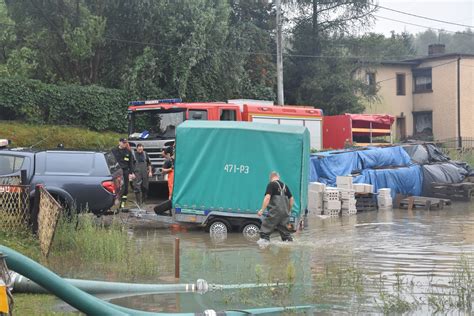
[100,202,473,314]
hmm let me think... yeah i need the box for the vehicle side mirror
[192,112,203,120]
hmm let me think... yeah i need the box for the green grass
[442,148,474,167]
[12,294,74,316]
[49,214,163,280]
[0,121,123,150]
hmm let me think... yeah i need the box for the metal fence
[0,185,30,232]
[436,137,474,150]
[0,182,62,257]
[37,186,62,257]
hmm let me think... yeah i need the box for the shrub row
[0,77,129,132]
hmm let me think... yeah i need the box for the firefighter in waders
[257,171,294,242]
[112,138,134,210]
[132,143,152,206]
[161,146,174,200]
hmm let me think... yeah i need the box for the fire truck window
[220,109,236,121]
[189,110,208,120]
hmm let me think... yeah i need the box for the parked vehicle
[126,98,322,185]
[0,149,122,214]
[150,120,310,237]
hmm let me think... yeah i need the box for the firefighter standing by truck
[132,143,152,206]
[112,138,134,210]
[161,146,174,200]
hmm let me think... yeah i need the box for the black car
[0,149,122,214]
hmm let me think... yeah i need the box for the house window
[413,68,432,93]
[396,73,406,95]
[366,72,376,93]
[413,111,433,139]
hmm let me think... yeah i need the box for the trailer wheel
[242,222,260,241]
[208,219,230,236]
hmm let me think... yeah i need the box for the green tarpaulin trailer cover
[173,120,310,224]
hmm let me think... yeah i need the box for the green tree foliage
[344,31,416,61]
[284,0,378,114]
[2,0,276,102]
[413,29,474,56]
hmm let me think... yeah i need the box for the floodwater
[59,202,474,314]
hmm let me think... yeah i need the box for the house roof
[380,60,418,66]
[402,53,474,63]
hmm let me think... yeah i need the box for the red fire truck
[126,98,323,183]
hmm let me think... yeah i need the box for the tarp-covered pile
[310,143,472,199]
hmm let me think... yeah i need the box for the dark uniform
[112,145,134,209]
[259,180,293,241]
[132,150,151,206]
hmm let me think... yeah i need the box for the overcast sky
[370,0,473,35]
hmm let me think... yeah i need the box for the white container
[336,176,353,185]
[353,183,366,193]
[309,182,326,193]
[365,184,374,193]
[326,200,341,210]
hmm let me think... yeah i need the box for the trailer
[323,114,394,149]
[136,120,310,238]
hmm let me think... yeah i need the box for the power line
[103,36,424,60]
[377,4,474,29]
[374,15,474,37]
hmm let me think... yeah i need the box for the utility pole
[276,0,284,105]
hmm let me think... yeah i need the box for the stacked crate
[323,188,341,217]
[308,182,326,215]
[377,188,393,210]
[340,188,357,215]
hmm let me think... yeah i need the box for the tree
[284,0,378,114]
[4,0,105,84]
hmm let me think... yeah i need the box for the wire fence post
[31,184,42,234]
[174,237,180,279]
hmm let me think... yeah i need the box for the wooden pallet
[355,193,377,211]
[394,194,450,210]
[431,182,473,202]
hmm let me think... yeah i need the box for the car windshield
[129,110,185,139]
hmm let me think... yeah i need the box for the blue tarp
[358,146,412,169]
[309,146,421,197]
[354,165,423,198]
[310,146,412,185]
[310,150,361,185]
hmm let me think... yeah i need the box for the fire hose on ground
[11,273,285,295]
[0,245,321,315]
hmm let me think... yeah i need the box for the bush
[0,77,129,132]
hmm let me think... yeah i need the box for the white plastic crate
[378,188,391,196]
[325,200,341,210]
[336,176,353,185]
[353,183,366,193]
[309,182,326,193]
[325,209,340,217]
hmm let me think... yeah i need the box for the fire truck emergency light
[128,98,182,106]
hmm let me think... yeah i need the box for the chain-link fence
[0,185,30,232]
[37,187,62,257]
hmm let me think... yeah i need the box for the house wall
[412,58,458,140]
[460,57,474,139]
[362,65,414,139]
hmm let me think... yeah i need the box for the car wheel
[242,222,260,241]
[208,219,230,236]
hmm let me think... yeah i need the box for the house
[363,44,474,145]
